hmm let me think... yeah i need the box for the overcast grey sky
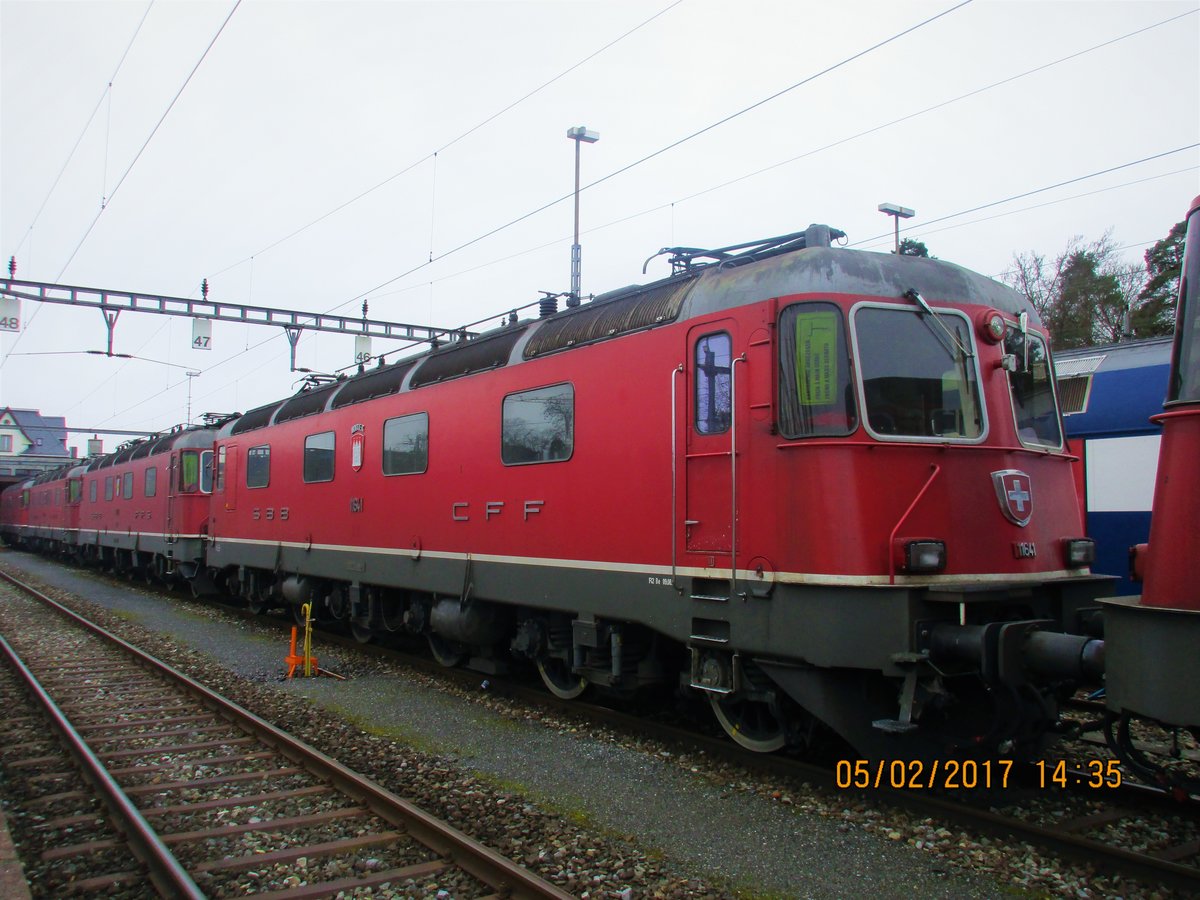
[1,0,1197,453]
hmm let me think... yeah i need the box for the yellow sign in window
[796,311,838,406]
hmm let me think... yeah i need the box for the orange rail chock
[285,625,318,678]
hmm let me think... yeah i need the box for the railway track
[0,568,571,899]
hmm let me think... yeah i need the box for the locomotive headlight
[976,308,1007,344]
[1063,538,1096,568]
[899,539,947,573]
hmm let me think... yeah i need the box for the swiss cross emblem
[992,470,1033,527]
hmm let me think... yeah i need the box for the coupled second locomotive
[4,223,1155,763]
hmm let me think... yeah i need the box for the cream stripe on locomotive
[207,535,1083,588]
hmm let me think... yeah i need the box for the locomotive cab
[676,243,1113,759]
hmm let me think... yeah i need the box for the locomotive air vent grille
[148,432,183,455]
[1056,375,1093,416]
[112,445,139,465]
[1053,354,1106,378]
[409,328,525,389]
[231,400,286,435]
[274,382,343,425]
[1053,354,1104,417]
[331,360,416,410]
[523,274,698,359]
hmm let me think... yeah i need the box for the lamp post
[567,126,599,307]
[878,202,915,254]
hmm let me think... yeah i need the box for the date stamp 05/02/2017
[835,758,1123,791]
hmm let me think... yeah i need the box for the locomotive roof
[1054,336,1172,375]
[219,238,1036,437]
[680,245,1036,323]
[84,424,218,471]
[31,461,80,485]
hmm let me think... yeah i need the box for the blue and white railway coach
[1054,337,1171,594]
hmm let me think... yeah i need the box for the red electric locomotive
[0,465,81,553]
[27,463,84,553]
[76,425,218,583]
[0,477,29,546]
[1103,195,1200,789]
[200,226,1111,759]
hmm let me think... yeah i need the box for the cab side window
[695,333,731,435]
[778,302,857,438]
[247,445,270,488]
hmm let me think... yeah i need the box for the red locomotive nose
[1139,404,1200,611]
[1138,194,1200,613]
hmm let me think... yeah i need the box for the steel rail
[0,633,205,899]
[0,568,572,900]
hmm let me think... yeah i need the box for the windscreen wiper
[903,289,973,361]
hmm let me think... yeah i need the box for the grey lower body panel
[207,538,928,669]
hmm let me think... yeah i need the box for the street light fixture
[878,202,915,254]
[567,126,599,307]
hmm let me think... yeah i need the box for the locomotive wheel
[350,621,374,644]
[427,633,466,667]
[709,693,787,753]
[536,657,588,700]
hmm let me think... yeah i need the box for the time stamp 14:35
[835,758,1123,790]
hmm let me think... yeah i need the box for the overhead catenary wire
[331,0,976,316]
[847,144,1200,250]
[52,0,243,282]
[2,0,240,364]
[204,0,686,282]
[344,162,1199,318]
[663,8,1200,216]
[360,8,1199,306]
[4,0,155,264]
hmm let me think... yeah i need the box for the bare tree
[1002,229,1148,349]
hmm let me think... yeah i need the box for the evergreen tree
[1055,252,1123,348]
[898,238,930,258]
[1131,220,1185,337]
